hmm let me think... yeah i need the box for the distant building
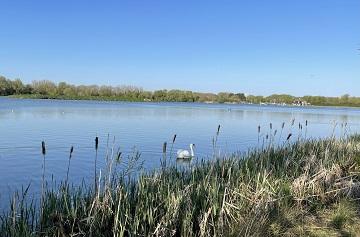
[292,99,310,106]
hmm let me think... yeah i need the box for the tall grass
[2,128,360,236]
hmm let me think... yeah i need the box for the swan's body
[177,144,195,159]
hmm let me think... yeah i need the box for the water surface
[1,98,360,206]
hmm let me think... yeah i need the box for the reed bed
[1,130,360,236]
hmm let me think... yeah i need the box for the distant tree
[32,80,57,96]
[63,86,77,97]
[11,79,25,94]
[153,90,167,101]
[266,94,295,104]
[57,82,69,96]
[246,95,264,103]
[0,76,12,95]
[235,93,246,101]
[99,86,113,97]
[340,94,350,104]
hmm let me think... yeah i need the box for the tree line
[246,93,360,107]
[1,76,360,106]
[0,76,245,103]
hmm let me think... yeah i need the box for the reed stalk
[94,136,99,193]
[212,124,221,157]
[65,146,74,188]
[40,141,46,229]
[169,134,176,160]
[161,142,167,168]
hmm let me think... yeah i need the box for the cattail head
[95,137,99,150]
[305,120,308,126]
[163,142,167,154]
[291,118,295,126]
[266,134,269,140]
[258,125,261,133]
[172,134,177,143]
[70,146,74,158]
[274,129,277,136]
[286,133,292,141]
[116,151,122,162]
[270,123,272,130]
[41,141,46,155]
[217,124,221,135]
[299,123,301,129]
[282,122,285,129]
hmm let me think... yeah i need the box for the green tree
[32,80,57,96]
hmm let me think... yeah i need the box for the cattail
[274,129,277,136]
[172,134,177,143]
[116,151,122,162]
[266,134,269,140]
[258,125,261,133]
[40,141,46,223]
[282,122,285,129]
[217,124,221,135]
[95,137,99,150]
[41,141,46,155]
[299,123,301,129]
[66,146,74,187]
[287,133,292,141]
[305,120,308,126]
[270,123,272,130]
[163,142,167,154]
[291,118,295,126]
[70,146,74,156]
[94,136,99,193]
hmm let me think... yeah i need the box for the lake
[1,98,360,206]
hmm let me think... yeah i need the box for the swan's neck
[190,145,195,157]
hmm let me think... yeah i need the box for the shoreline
[5,95,360,110]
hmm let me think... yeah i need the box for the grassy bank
[2,135,360,236]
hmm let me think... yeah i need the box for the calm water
[1,98,360,206]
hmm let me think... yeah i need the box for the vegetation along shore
[1,124,360,236]
[1,75,360,107]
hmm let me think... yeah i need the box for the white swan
[177,144,195,159]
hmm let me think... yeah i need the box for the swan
[177,144,195,159]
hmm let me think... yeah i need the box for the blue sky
[0,0,359,96]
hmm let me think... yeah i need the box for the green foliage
[266,94,295,104]
[329,200,357,230]
[2,75,360,106]
[1,76,248,103]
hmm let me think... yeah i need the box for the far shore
[5,94,360,110]
[2,77,360,108]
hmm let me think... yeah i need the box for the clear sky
[0,0,359,96]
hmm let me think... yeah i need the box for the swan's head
[190,144,195,149]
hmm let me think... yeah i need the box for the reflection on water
[0,98,360,206]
